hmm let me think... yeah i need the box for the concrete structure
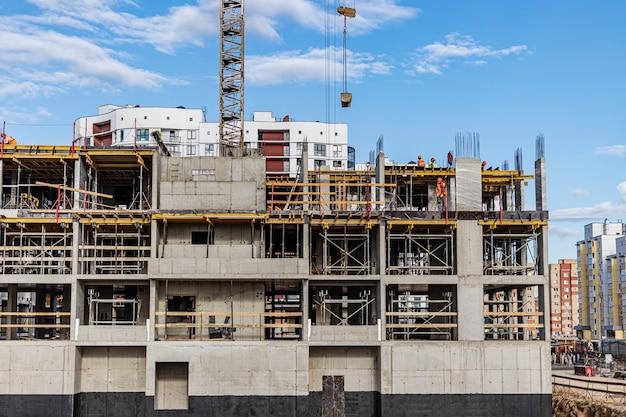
[549,259,579,337]
[0,137,550,417]
[576,221,625,341]
[74,107,351,176]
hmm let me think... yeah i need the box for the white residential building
[577,221,625,340]
[73,106,351,177]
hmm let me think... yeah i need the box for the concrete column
[379,280,386,333]
[537,224,549,276]
[534,157,547,212]
[302,279,309,341]
[73,158,82,209]
[149,279,157,341]
[70,281,84,340]
[302,216,310,262]
[71,222,80,274]
[455,158,482,211]
[456,220,484,341]
[151,152,160,209]
[150,219,159,259]
[376,152,385,210]
[378,221,386,275]
[301,145,309,212]
[7,284,17,340]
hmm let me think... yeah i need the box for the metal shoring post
[343,225,348,275]
[386,225,390,275]
[296,223,300,258]
[269,223,273,258]
[363,226,372,275]
[16,164,21,208]
[251,221,256,259]
[230,280,234,340]
[403,228,407,275]
[281,223,285,258]
[323,227,328,274]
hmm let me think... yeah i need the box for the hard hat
[430,157,436,162]
[418,155,423,159]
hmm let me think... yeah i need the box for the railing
[154,311,302,341]
[385,311,457,340]
[553,373,626,406]
[0,312,71,340]
[484,311,544,340]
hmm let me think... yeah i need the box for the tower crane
[219,0,245,156]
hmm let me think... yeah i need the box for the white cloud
[571,188,589,199]
[22,0,418,52]
[410,33,529,75]
[552,182,626,221]
[594,145,626,157]
[247,47,392,86]
[549,226,579,239]
[618,181,626,201]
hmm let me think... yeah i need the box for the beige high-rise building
[549,259,579,337]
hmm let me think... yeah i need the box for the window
[187,144,197,156]
[120,130,125,142]
[296,142,303,152]
[314,159,324,168]
[205,144,215,155]
[189,117,193,122]
[137,129,149,141]
[333,160,342,168]
[332,145,341,157]
[191,231,209,244]
[187,130,197,140]
[166,116,170,120]
[144,116,147,120]
[314,144,326,156]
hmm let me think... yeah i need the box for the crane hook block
[341,92,353,108]
[337,6,356,18]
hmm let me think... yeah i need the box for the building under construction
[0,133,550,417]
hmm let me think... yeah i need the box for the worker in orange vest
[417,155,425,168]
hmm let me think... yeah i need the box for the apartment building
[577,221,625,340]
[0,135,550,417]
[549,259,579,337]
[73,106,352,176]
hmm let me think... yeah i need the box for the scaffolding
[385,286,456,340]
[484,285,544,341]
[82,152,152,210]
[79,222,150,274]
[483,227,539,275]
[386,226,455,275]
[0,222,72,274]
[1,158,73,210]
[312,226,372,275]
[312,286,376,326]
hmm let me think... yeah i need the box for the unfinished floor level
[0,138,550,417]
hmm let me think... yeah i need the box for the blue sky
[1,0,625,262]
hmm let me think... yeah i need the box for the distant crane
[219,0,245,155]
[337,2,356,108]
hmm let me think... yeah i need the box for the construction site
[0,1,551,417]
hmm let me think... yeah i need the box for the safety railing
[154,311,303,341]
[0,312,71,340]
[385,311,457,340]
[484,311,544,340]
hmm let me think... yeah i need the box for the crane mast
[219,0,245,155]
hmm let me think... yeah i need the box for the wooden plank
[385,312,457,317]
[0,312,71,317]
[384,323,457,329]
[35,181,113,199]
[485,312,544,317]
[484,323,544,329]
[0,324,71,329]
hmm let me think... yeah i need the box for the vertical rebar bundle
[535,134,545,160]
[455,132,481,159]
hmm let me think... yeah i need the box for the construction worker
[481,161,487,171]
[427,157,438,169]
[447,151,454,167]
[417,155,425,168]
[0,131,16,145]
[436,177,448,210]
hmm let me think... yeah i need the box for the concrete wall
[381,341,551,395]
[79,347,146,393]
[159,156,265,211]
[309,346,379,392]
[0,343,75,396]
[146,343,308,397]
[148,258,308,277]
